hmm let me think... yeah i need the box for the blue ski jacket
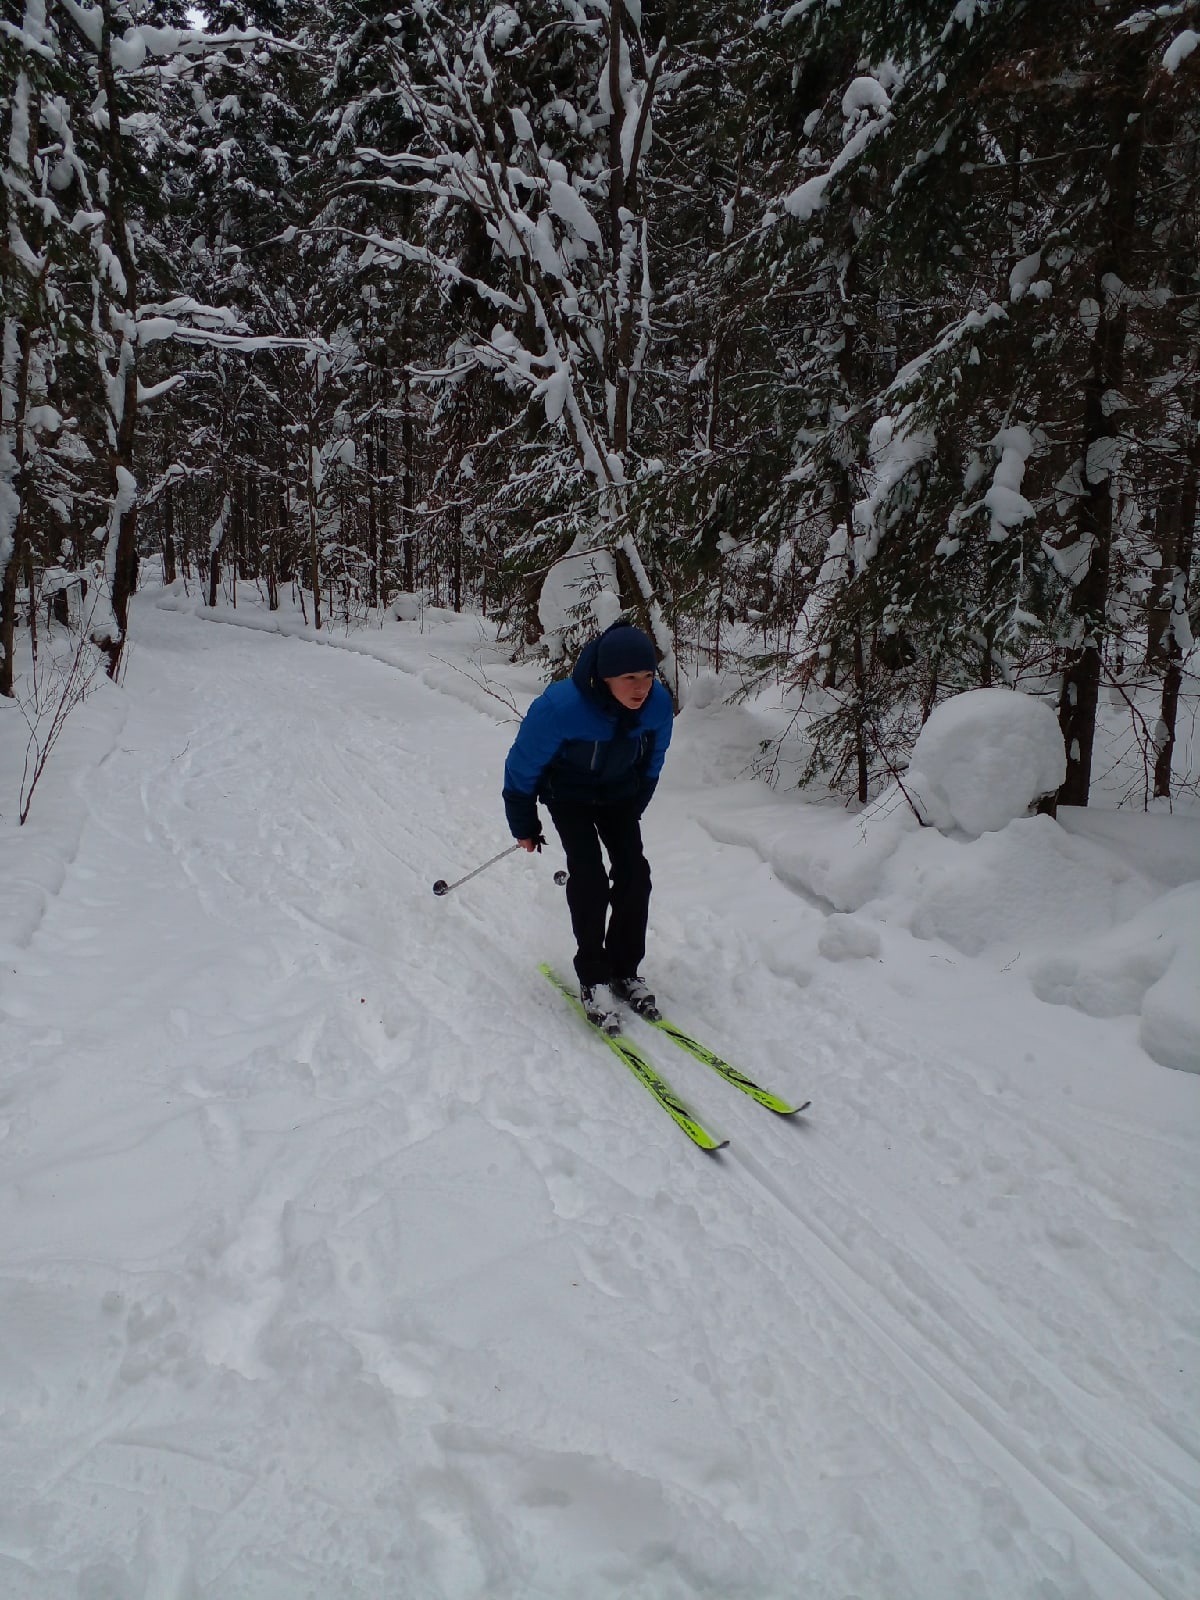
[503,634,674,841]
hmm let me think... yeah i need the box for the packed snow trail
[0,599,1196,1599]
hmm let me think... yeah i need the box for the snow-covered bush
[905,688,1065,837]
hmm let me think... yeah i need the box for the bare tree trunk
[366,421,380,610]
[837,236,869,802]
[851,624,869,805]
[1057,61,1146,806]
[0,455,26,697]
[162,477,178,585]
[401,356,415,594]
[1,42,40,699]
[307,427,323,631]
[231,483,242,608]
[0,531,23,696]
[207,538,221,608]
[1153,382,1199,799]
[451,399,464,612]
[265,484,279,610]
[921,662,939,726]
[23,540,36,663]
[378,339,391,609]
[602,0,658,465]
[605,1,625,281]
[207,493,230,609]
[364,301,380,610]
[1144,494,1177,669]
[91,0,142,681]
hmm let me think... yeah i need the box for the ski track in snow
[0,601,1196,1599]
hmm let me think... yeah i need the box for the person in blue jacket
[503,621,674,1029]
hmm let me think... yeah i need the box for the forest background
[2,0,1198,812]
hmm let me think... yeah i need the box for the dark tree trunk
[91,0,142,682]
[366,421,380,611]
[0,54,40,699]
[162,480,177,585]
[307,424,322,631]
[23,542,37,663]
[1153,383,1199,799]
[851,623,869,805]
[1057,56,1146,806]
[1,294,34,701]
[401,357,415,594]
[207,541,220,609]
[0,520,25,699]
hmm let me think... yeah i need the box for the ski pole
[431,846,569,897]
[432,843,523,897]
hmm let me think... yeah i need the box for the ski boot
[610,975,661,1021]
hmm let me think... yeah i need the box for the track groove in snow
[726,1139,1192,1600]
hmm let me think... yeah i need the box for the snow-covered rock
[906,688,1065,837]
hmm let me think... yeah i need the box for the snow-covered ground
[1,589,1197,1599]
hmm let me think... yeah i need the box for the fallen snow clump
[905,687,1065,837]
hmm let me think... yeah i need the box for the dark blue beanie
[596,624,657,678]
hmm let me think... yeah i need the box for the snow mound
[1032,883,1200,1075]
[818,913,882,962]
[0,679,126,959]
[696,792,918,912]
[1057,806,1200,888]
[888,815,1155,958]
[906,688,1064,836]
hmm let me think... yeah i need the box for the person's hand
[517,837,539,852]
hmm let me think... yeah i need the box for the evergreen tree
[740,0,1200,804]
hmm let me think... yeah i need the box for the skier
[503,620,674,1031]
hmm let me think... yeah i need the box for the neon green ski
[540,966,727,1153]
[647,1017,809,1116]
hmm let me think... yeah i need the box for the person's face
[604,670,655,710]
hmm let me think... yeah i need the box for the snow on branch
[136,294,323,355]
[852,408,936,572]
[1162,30,1198,70]
[782,84,893,223]
[331,224,522,312]
[58,3,296,65]
[887,302,1008,400]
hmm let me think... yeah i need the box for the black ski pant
[546,800,651,987]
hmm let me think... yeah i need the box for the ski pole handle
[431,842,523,897]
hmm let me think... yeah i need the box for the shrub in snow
[905,688,1065,837]
[391,594,419,622]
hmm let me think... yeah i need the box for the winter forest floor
[0,588,1198,1599]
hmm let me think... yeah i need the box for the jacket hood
[571,635,607,702]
